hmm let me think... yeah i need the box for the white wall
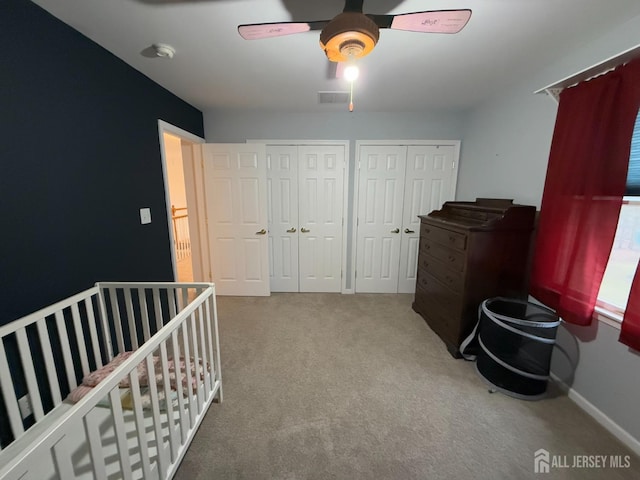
[203,110,465,144]
[459,13,640,446]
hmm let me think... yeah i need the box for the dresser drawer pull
[448,255,456,262]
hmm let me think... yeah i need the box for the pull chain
[349,80,354,112]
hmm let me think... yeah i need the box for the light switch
[140,208,152,224]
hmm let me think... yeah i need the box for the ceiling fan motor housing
[320,12,380,62]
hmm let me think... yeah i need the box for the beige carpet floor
[175,293,639,479]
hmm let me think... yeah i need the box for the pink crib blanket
[67,351,209,405]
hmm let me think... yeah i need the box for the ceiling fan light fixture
[320,12,379,62]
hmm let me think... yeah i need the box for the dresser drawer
[414,272,463,342]
[420,223,467,251]
[419,239,465,272]
[415,270,462,314]
[418,254,464,293]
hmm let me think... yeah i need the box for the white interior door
[355,145,407,293]
[397,145,457,293]
[298,145,345,292]
[202,144,270,296]
[267,146,299,292]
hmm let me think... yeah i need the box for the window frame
[595,196,640,325]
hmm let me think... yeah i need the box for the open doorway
[164,132,192,281]
[158,120,206,283]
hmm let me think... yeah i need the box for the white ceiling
[31,0,640,113]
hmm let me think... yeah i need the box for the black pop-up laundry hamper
[474,297,560,400]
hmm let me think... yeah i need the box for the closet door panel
[355,145,407,293]
[202,144,269,296]
[267,146,299,292]
[298,146,345,292]
[398,145,456,293]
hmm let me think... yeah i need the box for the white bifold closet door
[356,144,457,293]
[267,145,345,292]
[201,143,270,296]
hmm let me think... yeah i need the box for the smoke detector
[152,43,175,59]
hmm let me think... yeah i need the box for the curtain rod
[534,42,640,103]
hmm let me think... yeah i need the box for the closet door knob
[256,229,267,235]
[286,227,297,233]
[301,227,310,233]
[391,228,400,233]
[404,228,415,234]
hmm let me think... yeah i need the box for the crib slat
[109,388,134,480]
[52,437,75,479]
[181,288,189,313]
[71,302,91,376]
[146,354,169,477]
[83,412,107,480]
[158,342,180,462]
[138,288,151,342]
[180,323,197,427]
[168,289,178,320]
[55,310,78,391]
[36,318,62,405]
[124,288,139,350]
[189,312,203,413]
[97,287,114,361]
[128,370,153,480]
[211,293,223,402]
[197,305,211,395]
[171,330,189,444]
[152,288,163,332]
[204,294,215,387]
[84,296,104,369]
[15,329,45,421]
[0,339,25,437]
[108,287,126,355]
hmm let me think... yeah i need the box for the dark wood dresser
[412,198,536,357]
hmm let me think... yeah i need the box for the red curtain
[530,58,640,326]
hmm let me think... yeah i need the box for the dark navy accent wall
[0,0,204,325]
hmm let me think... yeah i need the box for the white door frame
[249,139,351,293]
[157,119,205,281]
[353,140,461,292]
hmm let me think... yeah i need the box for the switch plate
[140,208,152,225]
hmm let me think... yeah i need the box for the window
[597,109,640,316]
[598,198,640,314]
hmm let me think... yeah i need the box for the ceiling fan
[238,0,472,62]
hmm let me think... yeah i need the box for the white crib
[0,282,222,480]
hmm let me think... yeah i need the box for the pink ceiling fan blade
[238,22,314,40]
[390,9,472,34]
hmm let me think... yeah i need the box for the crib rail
[0,286,107,445]
[0,282,222,480]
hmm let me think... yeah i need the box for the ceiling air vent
[318,91,350,104]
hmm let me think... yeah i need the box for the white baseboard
[551,373,640,457]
